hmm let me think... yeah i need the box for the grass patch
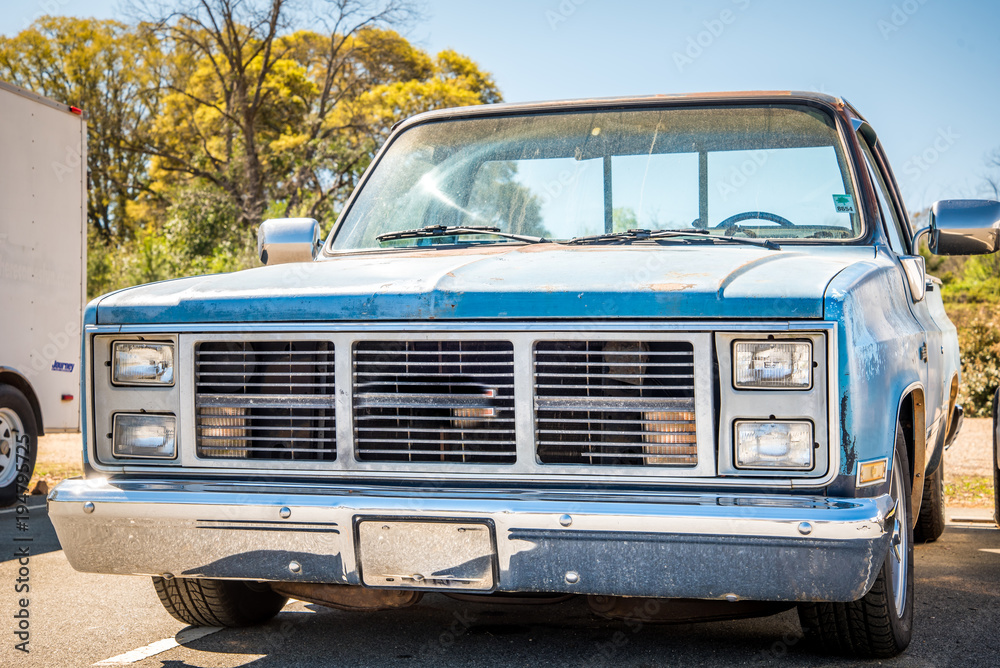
[945,475,996,508]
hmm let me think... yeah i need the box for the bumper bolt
[564,571,580,585]
[559,514,573,527]
[279,507,291,519]
[798,522,813,535]
[83,502,95,514]
[288,561,301,574]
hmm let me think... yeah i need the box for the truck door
[857,131,946,455]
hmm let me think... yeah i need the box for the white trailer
[0,80,86,504]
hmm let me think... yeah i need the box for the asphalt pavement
[1,502,997,667]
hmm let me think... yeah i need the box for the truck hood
[95,244,875,324]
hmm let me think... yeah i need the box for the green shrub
[949,304,1000,417]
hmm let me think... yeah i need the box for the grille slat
[195,341,337,461]
[353,341,516,464]
[534,341,697,467]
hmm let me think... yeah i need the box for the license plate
[357,520,496,591]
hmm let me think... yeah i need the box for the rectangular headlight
[113,342,175,385]
[112,414,177,459]
[733,340,812,389]
[735,420,813,470]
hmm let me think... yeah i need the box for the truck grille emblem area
[353,341,516,463]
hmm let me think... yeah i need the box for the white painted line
[0,499,47,516]
[92,609,317,666]
[93,626,222,665]
[981,548,1000,555]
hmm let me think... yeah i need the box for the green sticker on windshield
[832,194,856,214]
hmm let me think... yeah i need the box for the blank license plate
[357,520,495,591]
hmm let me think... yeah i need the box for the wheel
[797,423,913,658]
[0,385,39,507]
[153,577,287,627]
[993,389,1000,528]
[914,458,945,543]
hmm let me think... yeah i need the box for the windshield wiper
[376,225,549,244]
[566,228,781,250]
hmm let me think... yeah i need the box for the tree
[3,3,502,296]
[131,0,500,229]
[986,148,1000,200]
[0,16,164,242]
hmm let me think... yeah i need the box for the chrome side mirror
[918,199,1000,255]
[257,218,321,265]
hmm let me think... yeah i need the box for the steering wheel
[713,211,795,229]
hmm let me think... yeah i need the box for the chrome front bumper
[49,478,893,603]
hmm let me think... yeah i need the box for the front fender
[825,257,925,489]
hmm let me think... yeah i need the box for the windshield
[331,104,861,250]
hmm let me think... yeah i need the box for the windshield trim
[322,97,872,257]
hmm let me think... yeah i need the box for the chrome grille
[353,341,516,463]
[534,341,697,466]
[195,341,336,460]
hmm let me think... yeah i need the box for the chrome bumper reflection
[49,478,893,603]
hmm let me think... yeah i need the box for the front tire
[0,385,39,507]
[798,423,913,658]
[153,577,287,627]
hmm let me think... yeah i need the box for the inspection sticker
[832,194,856,214]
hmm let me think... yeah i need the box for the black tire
[798,423,913,658]
[0,385,39,507]
[914,458,945,543]
[993,389,1000,528]
[153,577,287,627]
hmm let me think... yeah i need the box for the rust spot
[648,283,695,292]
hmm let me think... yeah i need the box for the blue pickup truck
[49,92,1000,658]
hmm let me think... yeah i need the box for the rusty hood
[94,244,875,324]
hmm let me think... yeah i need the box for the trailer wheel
[0,385,38,506]
[152,577,287,627]
[798,423,913,658]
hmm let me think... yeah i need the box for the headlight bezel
[732,339,813,390]
[111,340,176,387]
[715,331,831,480]
[93,334,182,467]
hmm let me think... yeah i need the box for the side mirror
[921,199,1000,255]
[257,218,321,265]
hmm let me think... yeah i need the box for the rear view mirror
[924,200,1000,255]
[257,218,322,265]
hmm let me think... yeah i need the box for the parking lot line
[92,605,315,665]
[93,626,222,665]
[0,498,46,515]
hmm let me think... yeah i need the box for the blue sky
[4,0,998,212]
